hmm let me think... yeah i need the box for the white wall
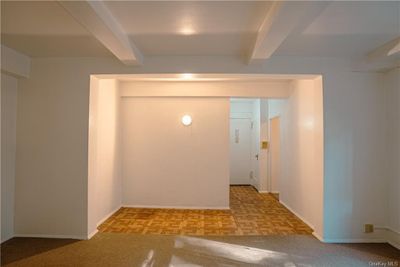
[271,79,324,238]
[87,78,122,237]
[120,81,292,98]
[323,72,387,242]
[13,56,393,242]
[121,97,230,208]
[384,68,400,248]
[268,99,287,119]
[230,100,254,119]
[1,74,18,242]
[14,59,106,239]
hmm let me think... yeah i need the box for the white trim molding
[14,234,86,240]
[59,0,143,65]
[279,200,315,230]
[122,205,230,210]
[321,238,387,243]
[96,206,122,227]
[1,235,14,244]
[384,228,400,250]
[87,229,99,240]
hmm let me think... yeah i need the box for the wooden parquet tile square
[98,186,313,236]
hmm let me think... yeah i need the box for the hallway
[98,186,313,235]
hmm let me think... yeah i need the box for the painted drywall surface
[268,99,287,119]
[1,74,17,242]
[230,100,254,119]
[15,58,134,238]
[313,77,324,239]
[14,59,108,238]
[87,78,122,237]
[323,72,387,241]
[120,81,292,98]
[13,56,390,241]
[273,80,324,237]
[384,68,400,247]
[121,97,230,208]
[87,76,99,237]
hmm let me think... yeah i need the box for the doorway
[229,98,259,186]
[269,116,281,199]
[88,74,324,238]
[229,118,252,185]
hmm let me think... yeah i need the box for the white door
[230,118,252,184]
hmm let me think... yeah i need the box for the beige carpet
[2,233,399,266]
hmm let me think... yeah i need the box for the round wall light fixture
[181,115,192,126]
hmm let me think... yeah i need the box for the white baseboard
[14,233,86,240]
[256,190,280,194]
[312,227,399,249]
[311,231,389,245]
[312,231,324,242]
[279,200,315,230]
[122,204,230,210]
[388,241,400,250]
[84,205,122,240]
[1,235,14,243]
[87,229,98,240]
[322,238,387,243]
[96,205,122,227]
[385,228,400,250]
[322,228,398,249]
[388,240,400,250]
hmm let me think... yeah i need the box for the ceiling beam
[353,37,400,72]
[367,37,400,61]
[1,45,31,78]
[59,0,143,66]
[249,1,330,63]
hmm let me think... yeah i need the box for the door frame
[267,115,281,194]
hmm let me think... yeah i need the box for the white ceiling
[109,1,270,56]
[275,1,400,58]
[1,1,113,57]
[103,1,270,34]
[1,1,399,61]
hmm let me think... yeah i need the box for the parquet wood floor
[98,186,313,235]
